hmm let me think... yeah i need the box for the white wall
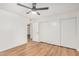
[77,17,79,51]
[0,9,28,51]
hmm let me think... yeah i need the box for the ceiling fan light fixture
[31,11,37,14]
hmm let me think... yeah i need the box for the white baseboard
[77,49,79,51]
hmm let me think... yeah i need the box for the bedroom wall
[0,9,28,51]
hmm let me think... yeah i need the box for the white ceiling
[0,3,79,19]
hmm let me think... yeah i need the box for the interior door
[61,18,76,49]
[39,20,60,45]
[32,23,39,42]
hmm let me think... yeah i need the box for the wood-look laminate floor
[0,41,79,56]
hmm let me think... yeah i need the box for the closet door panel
[39,22,49,43]
[61,18,76,49]
[39,20,60,45]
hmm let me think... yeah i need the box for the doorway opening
[27,24,32,42]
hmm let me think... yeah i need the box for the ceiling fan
[17,3,49,15]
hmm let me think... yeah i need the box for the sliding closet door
[39,20,60,45]
[61,17,76,49]
[39,22,50,43]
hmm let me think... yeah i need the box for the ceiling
[0,3,79,19]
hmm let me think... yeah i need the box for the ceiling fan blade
[17,3,32,9]
[26,11,31,14]
[37,12,40,15]
[36,7,49,10]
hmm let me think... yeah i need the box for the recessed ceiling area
[0,3,79,18]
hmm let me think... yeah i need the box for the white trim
[77,49,79,51]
